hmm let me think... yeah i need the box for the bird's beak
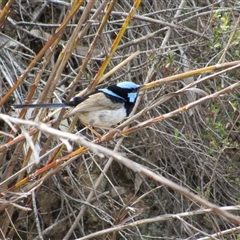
[139,84,145,90]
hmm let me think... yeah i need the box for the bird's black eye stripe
[98,88,126,102]
[103,92,125,103]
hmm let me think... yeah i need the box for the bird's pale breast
[78,106,127,127]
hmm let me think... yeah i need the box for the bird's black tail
[13,102,69,109]
[13,96,85,109]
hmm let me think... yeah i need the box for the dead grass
[1,1,240,239]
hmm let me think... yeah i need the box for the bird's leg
[82,123,102,138]
[82,124,121,139]
[93,126,121,139]
[101,126,121,134]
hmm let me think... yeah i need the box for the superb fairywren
[13,81,142,127]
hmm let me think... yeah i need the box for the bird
[13,81,142,128]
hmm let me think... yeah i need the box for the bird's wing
[65,92,123,118]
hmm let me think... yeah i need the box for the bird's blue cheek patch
[128,92,138,103]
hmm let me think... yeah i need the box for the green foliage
[173,129,181,143]
[204,101,240,155]
[208,10,230,49]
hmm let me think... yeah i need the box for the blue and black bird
[13,81,142,127]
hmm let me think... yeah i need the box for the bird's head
[100,81,141,104]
